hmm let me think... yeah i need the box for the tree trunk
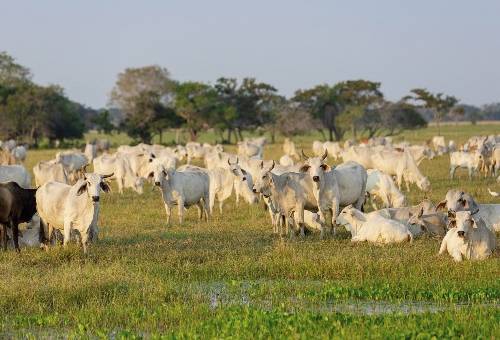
[328,128,333,142]
[175,129,181,144]
[158,129,163,144]
[227,128,232,144]
[237,129,243,141]
[189,128,198,141]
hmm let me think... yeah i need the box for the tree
[92,109,115,134]
[173,82,217,141]
[380,100,427,136]
[0,51,32,85]
[109,66,177,142]
[293,80,382,141]
[405,88,458,135]
[275,102,321,137]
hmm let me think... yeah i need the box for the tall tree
[0,51,32,85]
[109,65,176,142]
[405,88,458,135]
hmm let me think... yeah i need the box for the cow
[0,165,32,189]
[492,146,500,176]
[299,151,367,236]
[432,136,447,155]
[11,146,27,164]
[55,151,88,183]
[226,158,258,206]
[0,150,16,165]
[252,160,318,238]
[84,143,97,163]
[371,149,430,192]
[312,141,325,157]
[279,155,295,167]
[0,182,37,252]
[449,151,481,179]
[283,138,299,159]
[436,190,500,232]
[323,142,343,160]
[37,173,112,253]
[150,160,210,224]
[93,154,144,194]
[237,141,263,159]
[33,161,69,187]
[339,205,413,244]
[405,145,435,165]
[439,210,496,262]
[366,169,406,209]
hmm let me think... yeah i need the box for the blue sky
[2,0,499,108]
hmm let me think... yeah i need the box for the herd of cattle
[0,135,498,262]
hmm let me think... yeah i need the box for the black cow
[0,182,37,252]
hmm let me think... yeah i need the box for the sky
[1,0,499,108]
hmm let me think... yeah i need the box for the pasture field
[0,124,499,338]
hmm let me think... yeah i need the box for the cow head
[76,173,112,203]
[407,207,426,233]
[149,160,171,187]
[228,158,257,204]
[252,160,275,197]
[299,149,330,185]
[450,210,479,239]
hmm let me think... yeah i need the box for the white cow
[432,136,447,155]
[339,205,413,244]
[55,151,88,182]
[11,146,27,164]
[279,155,295,167]
[0,165,32,189]
[312,141,325,157]
[283,138,299,159]
[227,158,258,206]
[300,151,367,237]
[323,142,343,160]
[151,161,210,224]
[37,173,112,253]
[371,150,430,192]
[94,154,144,194]
[340,146,374,169]
[237,141,263,159]
[84,143,97,163]
[437,190,500,232]
[439,210,496,262]
[405,145,435,165]
[366,169,406,209]
[33,161,69,187]
[449,151,481,179]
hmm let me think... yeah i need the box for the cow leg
[218,199,223,215]
[164,203,172,225]
[331,198,340,236]
[63,221,72,247]
[118,178,124,194]
[11,222,20,253]
[1,224,6,251]
[449,166,456,179]
[203,193,210,222]
[177,200,185,224]
[80,231,89,254]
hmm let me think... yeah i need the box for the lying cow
[439,210,496,262]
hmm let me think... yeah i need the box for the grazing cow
[449,151,481,179]
[252,160,318,237]
[0,165,32,189]
[37,173,112,253]
[93,154,144,194]
[405,145,435,165]
[371,150,430,192]
[55,151,88,183]
[33,161,69,187]
[283,138,299,159]
[366,169,406,209]
[0,182,37,251]
[11,146,27,164]
[300,151,367,237]
[339,205,413,244]
[437,190,500,232]
[150,161,210,224]
[439,210,496,262]
[84,143,97,163]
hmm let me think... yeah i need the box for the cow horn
[260,160,264,169]
[301,149,309,160]
[102,173,114,179]
[269,160,275,171]
[321,149,328,161]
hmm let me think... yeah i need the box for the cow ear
[320,164,330,171]
[100,181,111,193]
[435,200,447,211]
[448,219,456,229]
[241,169,247,176]
[447,210,456,219]
[77,182,87,196]
[299,165,310,173]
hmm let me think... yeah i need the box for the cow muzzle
[92,196,100,203]
[155,181,161,186]
[313,176,320,182]
[457,231,465,238]
[252,188,258,193]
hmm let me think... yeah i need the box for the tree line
[1,51,497,146]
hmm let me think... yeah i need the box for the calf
[439,210,496,261]
[0,182,37,251]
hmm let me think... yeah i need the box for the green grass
[0,124,499,338]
